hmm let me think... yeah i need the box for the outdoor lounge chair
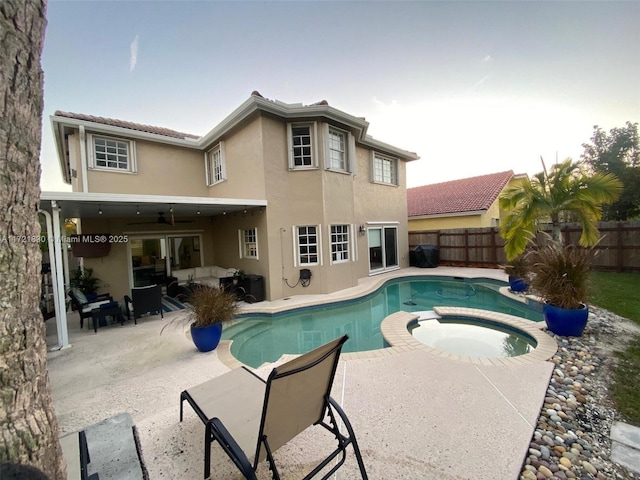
[68,287,113,329]
[124,284,163,324]
[179,334,368,480]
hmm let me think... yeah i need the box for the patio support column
[50,201,69,349]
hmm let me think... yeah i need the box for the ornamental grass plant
[188,286,239,328]
[527,242,593,310]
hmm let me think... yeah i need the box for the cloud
[129,35,139,72]
[483,54,493,62]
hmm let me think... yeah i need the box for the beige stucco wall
[204,115,267,200]
[89,140,207,196]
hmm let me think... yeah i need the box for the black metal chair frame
[124,284,164,324]
[180,335,368,480]
[68,289,113,329]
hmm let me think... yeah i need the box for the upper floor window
[297,225,319,265]
[89,134,136,173]
[240,227,258,259]
[206,142,226,186]
[328,128,346,170]
[323,124,355,174]
[330,224,350,263]
[288,123,317,169]
[372,152,397,185]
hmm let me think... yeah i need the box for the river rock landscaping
[520,305,640,480]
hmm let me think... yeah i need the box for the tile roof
[407,170,514,217]
[54,111,200,140]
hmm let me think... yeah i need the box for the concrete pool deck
[47,267,555,479]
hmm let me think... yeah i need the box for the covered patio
[46,267,554,479]
[39,191,267,351]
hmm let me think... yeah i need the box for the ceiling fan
[127,211,193,226]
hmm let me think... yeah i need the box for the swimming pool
[222,276,543,368]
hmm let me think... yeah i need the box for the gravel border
[519,306,640,480]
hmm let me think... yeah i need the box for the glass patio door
[368,226,398,273]
[130,237,168,287]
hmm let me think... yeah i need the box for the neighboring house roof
[54,111,200,140]
[51,92,419,184]
[407,170,515,217]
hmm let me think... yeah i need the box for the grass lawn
[590,271,640,424]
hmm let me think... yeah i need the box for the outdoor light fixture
[136,205,140,215]
[359,225,365,235]
[98,205,103,215]
[197,206,201,215]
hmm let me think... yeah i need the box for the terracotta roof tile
[407,170,514,217]
[54,111,200,140]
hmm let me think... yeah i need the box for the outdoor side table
[90,301,124,333]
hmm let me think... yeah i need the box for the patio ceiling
[39,191,267,220]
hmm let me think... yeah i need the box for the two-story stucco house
[40,92,419,346]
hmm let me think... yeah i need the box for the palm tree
[499,158,623,260]
[1,1,66,478]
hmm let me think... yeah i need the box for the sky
[39,0,640,191]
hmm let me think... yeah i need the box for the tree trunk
[0,1,65,478]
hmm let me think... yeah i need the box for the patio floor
[46,267,555,479]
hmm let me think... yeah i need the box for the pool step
[415,310,441,321]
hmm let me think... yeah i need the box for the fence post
[617,222,623,273]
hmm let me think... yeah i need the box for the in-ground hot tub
[409,316,536,358]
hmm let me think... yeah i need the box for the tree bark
[0,1,65,478]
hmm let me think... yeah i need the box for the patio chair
[68,287,113,329]
[180,334,368,480]
[124,284,163,324]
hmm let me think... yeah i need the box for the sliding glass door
[129,234,202,288]
[368,226,398,273]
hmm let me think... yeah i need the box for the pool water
[223,277,542,368]
[409,318,536,358]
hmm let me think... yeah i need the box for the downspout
[79,125,89,193]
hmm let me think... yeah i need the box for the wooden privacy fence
[408,221,640,272]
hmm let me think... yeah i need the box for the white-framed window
[288,123,317,169]
[239,227,258,259]
[296,225,320,265]
[205,142,226,186]
[323,124,356,174]
[330,224,350,263]
[372,152,397,185]
[88,134,136,173]
[328,128,346,170]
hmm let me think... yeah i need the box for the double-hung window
[240,228,258,259]
[328,128,346,170]
[330,224,350,263]
[324,124,355,173]
[296,225,319,265]
[288,123,316,169]
[89,134,136,173]
[372,152,397,185]
[206,142,226,186]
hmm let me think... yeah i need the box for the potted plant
[526,241,593,337]
[70,267,101,297]
[163,286,239,352]
[501,255,530,293]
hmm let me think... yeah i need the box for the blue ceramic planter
[508,276,529,293]
[542,303,589,337]
[190,322,223,352]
